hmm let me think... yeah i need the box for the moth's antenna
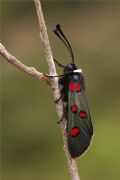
[53,29,71,57]
[53,58,65,68]
[54,24,75,64]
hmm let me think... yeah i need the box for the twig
[34,0,56,75]
[0,0,80,179]
[34,0,80,180]
[0,43,50,84]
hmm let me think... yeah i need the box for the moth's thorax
[63,63,77,73]
[73,69,82,73]
[72,70,84,86]
[72,74,80,82]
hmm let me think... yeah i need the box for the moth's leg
[44,71,73,78]
[54,93,64,103]
[53,58,65,68]
[57,105,68,123]
[43,73,60,78]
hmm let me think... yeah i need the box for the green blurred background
[1,1,120,180]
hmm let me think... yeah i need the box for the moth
[50,24,93,157]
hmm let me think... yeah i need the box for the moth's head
[63,63,77,73]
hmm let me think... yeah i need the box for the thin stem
[34,0,56,76]
[0,43,50,84]
[34,0,80,180]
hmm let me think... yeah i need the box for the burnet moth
[50,24,93,158]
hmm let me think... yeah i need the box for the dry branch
[0,0,80,179]
[34,1,80,180]
[0,43,50,84]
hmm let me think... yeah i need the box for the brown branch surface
[34,0,56,75]
[0,43,50,84]
[34,0,80,180]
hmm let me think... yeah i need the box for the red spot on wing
[69,82,81,92]
[70,127,80,137]
[76,83,81,92]
[79,111,88,118]
[71,105,78,112]
[69,82,75,92]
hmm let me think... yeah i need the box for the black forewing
[67,73,93,157]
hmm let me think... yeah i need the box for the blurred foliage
[1,1,120,180]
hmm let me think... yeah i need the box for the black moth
[53,24,93,158]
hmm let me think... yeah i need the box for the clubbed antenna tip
[53,24,75,64]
